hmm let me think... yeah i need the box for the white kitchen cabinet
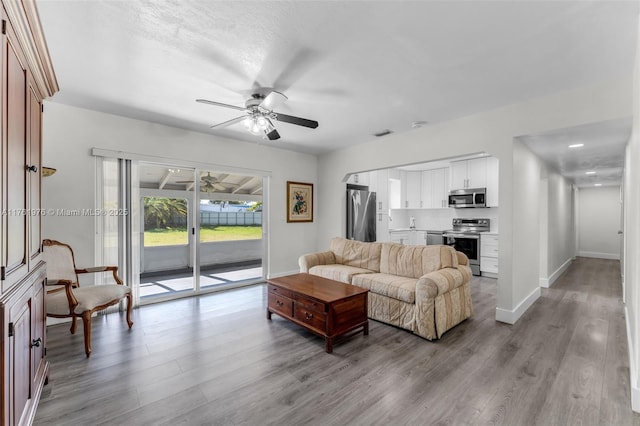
[450,157,487,189]
[480,233,498,278]
[346,172,369,186]
[486,156,499,207]
[389,230,410,245]
[404,171,421,208]
[421,168,449,209]
[388,177,402,209]
[389,230,426,245]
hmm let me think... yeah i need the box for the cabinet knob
[31,337,42,348]
[305,312,314,320]
[26,165,38,173]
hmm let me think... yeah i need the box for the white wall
[577,186,621,259]
[317,76,631,324]
[41,102,318,278]
[624,21,640,412]
[540,170,576,287]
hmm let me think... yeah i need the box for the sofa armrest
[298,251,336,273]
[456,251,468,266]
[416,268,467,300]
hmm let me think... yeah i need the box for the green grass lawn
[144,226,262,246]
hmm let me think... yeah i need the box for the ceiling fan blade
[272,113,318,129]
[265,127,280,141]
[210,115,247,129]
[196,99,246,112]
[260,91,288,111]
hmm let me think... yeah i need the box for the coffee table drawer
[294,304,326,331]
[293,294,326,314]
[268,292,293,317]
[268,285,292,299]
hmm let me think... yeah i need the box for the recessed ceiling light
[594,183,602,187]
[585,171,596,175]
[568,143,584,148]
[411,121,428,129]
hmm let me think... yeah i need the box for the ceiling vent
[374,129,393,137]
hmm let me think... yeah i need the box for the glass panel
[143,197,188,246]
[198,170,263,290]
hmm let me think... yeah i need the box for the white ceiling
[37,1,638,184]
[518,118,631,188]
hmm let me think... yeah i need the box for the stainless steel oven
[443,218,490,276]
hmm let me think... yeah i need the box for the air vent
[374,129,393,137]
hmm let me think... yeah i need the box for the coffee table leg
[325,337,333,354]
[266,308,272,320]
[364,321,369,335]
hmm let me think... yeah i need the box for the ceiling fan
[196,89,318,141]
[177,172,239,192]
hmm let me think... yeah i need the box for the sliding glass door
[136,163,263,303]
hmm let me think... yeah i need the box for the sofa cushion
[352,273,416,304]
[308,264,375,284]
[380,244,458,278]
[329,237,382,272]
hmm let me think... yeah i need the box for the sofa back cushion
[380,244,458,278]
[329,237,382,272]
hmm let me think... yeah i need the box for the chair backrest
[43,239,79,286]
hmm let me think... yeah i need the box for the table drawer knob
[305,312,313,320]
[276,300,283,307]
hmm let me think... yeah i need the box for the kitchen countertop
[389,228,446,232]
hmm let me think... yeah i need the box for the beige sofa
[299,237,473,340]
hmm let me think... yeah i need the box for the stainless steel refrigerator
[346,184,377,242]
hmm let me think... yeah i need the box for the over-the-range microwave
[448,188,487,208]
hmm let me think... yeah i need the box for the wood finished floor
[34,257,640,425]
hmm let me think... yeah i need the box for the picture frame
[286,181,314,223]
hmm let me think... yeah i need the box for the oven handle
[443,233,479,239]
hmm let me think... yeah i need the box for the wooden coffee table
[266,273,369,353]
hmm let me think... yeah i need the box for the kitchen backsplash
[394,207,499,232]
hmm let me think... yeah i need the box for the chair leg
[82,311,92,358]
[70,316,77,334]
[125,292,133,329]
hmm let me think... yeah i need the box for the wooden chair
[43,239,133,357]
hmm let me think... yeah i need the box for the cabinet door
[3,29,29,290]
[388,178,401,209]
[466,157,487,188]
[432,168,449,208]
[375,169,388,212]
[5,283,34,426]
[486,156,499,207]
[421,170,434,208]
[450,161,468,189]
[31,279,45,390]
[405,171,421,208]
[28,82,43,264]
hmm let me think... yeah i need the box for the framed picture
[287,181,314,223]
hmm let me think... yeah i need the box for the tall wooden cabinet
[0,1,58,425]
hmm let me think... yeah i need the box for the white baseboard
[495,286,541,324]
[540,258,573,288]
[625,306,640,413]
[578,251,620,260]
